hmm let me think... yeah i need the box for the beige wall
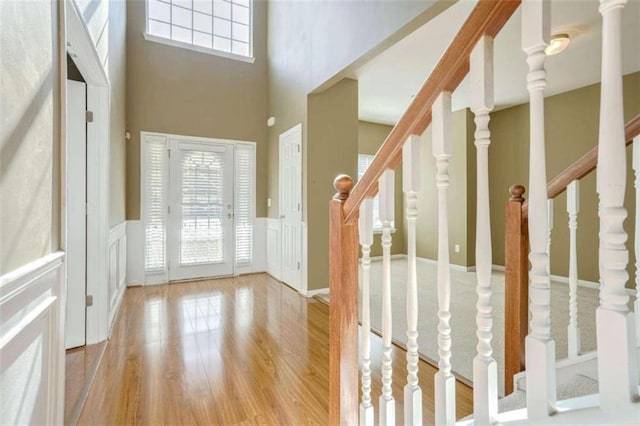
[407,109,476,267]
[0,0,61,275]
[266,0,454,221]
[358,121,405,257]
[489,72,640,283]
[307,79,359,290]
[108,0,127,227]
[125,0,268,219]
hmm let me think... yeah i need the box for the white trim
[0,252,65,290]
[369,253,408,262]
[85,85,110,344]
[65,4,111,345]
[0,252,66,425]
[142,33,256,64]
[375,254,476,272]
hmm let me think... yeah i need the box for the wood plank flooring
[78,274,473,424]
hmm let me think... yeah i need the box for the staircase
[327,0,640,424]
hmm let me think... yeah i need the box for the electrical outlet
[454,244,460,253]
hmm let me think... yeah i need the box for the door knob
[227,213,233,219]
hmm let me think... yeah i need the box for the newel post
[329,174,359,426]
[504,184,529,396]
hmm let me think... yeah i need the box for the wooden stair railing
[504,113,640,396]
[329,0,521,424]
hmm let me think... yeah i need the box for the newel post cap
[509,184,526,202]
[333,174,354,201]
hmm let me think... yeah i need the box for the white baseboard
[491,264,636,295]
[367,254,476,272]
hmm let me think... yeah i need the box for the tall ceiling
[357,0,640,125]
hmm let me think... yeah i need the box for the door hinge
[167,205,171,214]
[85,111,94,123]
[297,203,301,212]
[297,261,301,270]
[168,149,171,158]
[297,144,300,153]
[86,295,93,307]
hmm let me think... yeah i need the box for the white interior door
[65,79,87,349]
[168,140,235,281]
[279,124,303,290]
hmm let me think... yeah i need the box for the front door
[168,140,235,281]
[279,124,303,291]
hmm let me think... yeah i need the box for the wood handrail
[522,113,640,216]
[342,0,521,225]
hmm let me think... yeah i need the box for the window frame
[357,154,396,234]
[143,0,255,64]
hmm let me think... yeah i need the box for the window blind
[357,154,384,230]
[180,150,225,265]
[144,137,168,271]
[235,144,254,266]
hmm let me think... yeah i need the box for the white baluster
[547,199,554,276]
[359,198,374,426]
[567,180,581,359]
[403,135,422,426]
[432,92,456,426]
[378,169,395,425]
[633,138,640,346]
[596,0,639,409]
[470,34,498,425]
[522,0,557,418]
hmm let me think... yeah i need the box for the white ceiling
[357,0,640,125]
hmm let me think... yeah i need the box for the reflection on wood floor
[78,273,473,424]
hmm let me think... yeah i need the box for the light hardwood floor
[78,274,472,424]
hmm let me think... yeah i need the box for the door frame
[64,1,111,345]
[278,123,305,293]
[140,131,257,284]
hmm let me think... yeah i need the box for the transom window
[145,0,253,60]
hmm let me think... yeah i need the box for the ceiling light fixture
[545,33,570,56]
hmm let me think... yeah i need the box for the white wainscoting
[126,220,144,286]
[252,218,267,273]
[266,218,282,281]
[108,222,127,329]
[0,252,65,425]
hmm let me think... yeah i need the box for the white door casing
[65,79,87,349]
[168,140,235,280]
[279,124,303,291]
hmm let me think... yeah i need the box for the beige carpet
[318,258,601,396]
